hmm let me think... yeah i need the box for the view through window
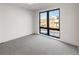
[39,8,60,38]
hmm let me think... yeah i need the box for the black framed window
[39,12,48,35]
[39,8,60,38]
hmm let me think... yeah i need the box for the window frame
[39,8,60,38]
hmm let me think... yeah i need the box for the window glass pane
[49,10,59,29]
[40,12,47,27]
[49,30,59,37]
[40,28,47,34]
[39,9,60,38]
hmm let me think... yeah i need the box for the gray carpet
[0,34,78,55]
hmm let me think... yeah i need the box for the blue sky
[40,12,47,19]
[40,10,59,19]
[49,10,59,17]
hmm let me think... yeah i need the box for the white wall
[34,4,79,46]
[78,47,79,54]
[0,4,33,43]
[77,4,79,54]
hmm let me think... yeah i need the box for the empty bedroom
[0,3,79,55]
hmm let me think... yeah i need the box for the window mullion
[47,11,49,35]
